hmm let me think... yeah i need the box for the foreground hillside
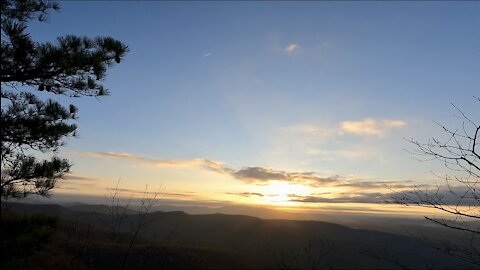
[3,202,475,269]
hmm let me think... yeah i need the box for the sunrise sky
[27,2,479,216]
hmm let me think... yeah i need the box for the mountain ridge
[4,202,474,269]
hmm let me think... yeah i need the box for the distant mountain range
[6,202,475,269]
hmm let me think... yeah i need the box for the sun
[259,181,311,206]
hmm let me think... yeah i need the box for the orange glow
[258,181,311,206]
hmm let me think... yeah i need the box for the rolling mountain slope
[6,202,474,269]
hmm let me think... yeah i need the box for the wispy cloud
[289,192,387,204]
[78,151,422,191]
[222,166,340,186]
[57,173,105,191]
[226,192,264,197]
[289,184,476,206]
[201,52,213,58]
[79,151,339,186]
[277,118,407,161]
[285,43,300,54]
[340,118,406,137]
[335,180,431,191]
[225,188,412,205]
[65,152,460,207]
[104,186,196,200]
[64,174,102,182]
[81,151,224,169]
[290,118,406,138]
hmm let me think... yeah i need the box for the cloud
[65,152,471,207]
[104,186,196,199]
[336,180,426,190]
[80,151,340,187]
[57,173,105,191]
[219,166,425,191]
[389,185,477,206]
[384,119,407,128]
[288,184,476,206]
[288,124,341,139]
[340,118,406,137]
[224,166,340,186]
[64,174,101,182]
[81,151,223,169]
[288,118,406,138]
[201,53,212,58]
[79,151,422,191]
[226,192,264,197]
[281,119,405,161]
[289,192,387,204]
[227,181,476,206]
[285,43,300,54]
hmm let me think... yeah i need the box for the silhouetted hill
[5,202,475,269]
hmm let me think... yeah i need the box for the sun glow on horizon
[259,181,311,206]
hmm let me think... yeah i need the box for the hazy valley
[4,202,475,269]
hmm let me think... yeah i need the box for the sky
[25,1,479,216]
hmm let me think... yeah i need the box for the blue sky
[26,1,479,211]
